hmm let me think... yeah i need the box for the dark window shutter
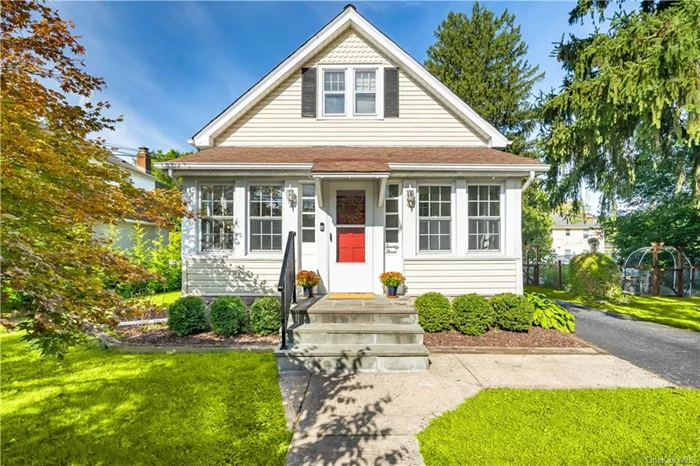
[301,67,316,118]
[384,68,399,118]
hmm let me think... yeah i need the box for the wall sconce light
[406,188,416,210]
[286,187,297,208]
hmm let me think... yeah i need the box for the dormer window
[354,69,376,115]
[323,70,346,115]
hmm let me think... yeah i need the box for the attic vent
[384,68,399,118]
[301,67,317,117]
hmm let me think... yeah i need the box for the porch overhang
[310,172,390,208]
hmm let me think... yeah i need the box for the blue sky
[57,1,601,206]
[56,1,599,151]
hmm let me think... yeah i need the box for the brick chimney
[136,146,151,174]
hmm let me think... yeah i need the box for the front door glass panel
[336,190,366,263]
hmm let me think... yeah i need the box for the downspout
[167,167,182,190]
[521,170,536,192]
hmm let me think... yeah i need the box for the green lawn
[133,290,182,307]
[418,388,700,465]
[526,285,700,332]
[0,332,291,465]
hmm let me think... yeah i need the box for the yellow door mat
[327,293,375,300]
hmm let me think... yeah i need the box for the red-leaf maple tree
[1,1,188,355]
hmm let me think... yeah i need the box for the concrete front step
[307,308,418,325]
[291,323,424,345]
[275,343,430,373]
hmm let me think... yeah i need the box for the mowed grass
[526,285,700,332]
[132,290,182,308]
[418,388,700,466]
[0,332,291,466]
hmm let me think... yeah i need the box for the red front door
[336,190,366,263]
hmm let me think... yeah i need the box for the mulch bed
[424,327,588,348]
[117,325,279,347]
[118,309,168,322]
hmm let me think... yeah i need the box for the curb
[427,346,601,355]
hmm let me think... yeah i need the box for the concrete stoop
[276,296,430,373]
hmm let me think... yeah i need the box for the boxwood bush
[209,296,247,336]
[490,293,534,332]
[415,292,452,332]
[568,253,623,303]
[250,297,281,335]
[527,293,576,333]
[452,294,494,336]
[167,296,207,337]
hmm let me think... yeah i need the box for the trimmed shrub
[250,297,281,335]
[526,293,576,333]
[167,296,207,336]
[568,253,623,303]
[490,293,534,332]
[209,296,247,336]
[415,292,452,332]
[452,294,494,336]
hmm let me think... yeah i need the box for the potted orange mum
[379,271,405,298]
[296,270,321,298]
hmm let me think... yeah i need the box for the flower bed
[117,324,278,347]
[423,327,587,348]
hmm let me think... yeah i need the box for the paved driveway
[560,301,700,388]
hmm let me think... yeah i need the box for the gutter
[521,170,536,192]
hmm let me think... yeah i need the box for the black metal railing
[278,231,297,350]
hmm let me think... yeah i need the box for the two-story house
[551,214,606,263]
[158,5,547,299]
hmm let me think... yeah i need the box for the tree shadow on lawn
[283,350,406,466]
[1,335,291,466]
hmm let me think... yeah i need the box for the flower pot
[387,285,398,298]
[303,287,314,298]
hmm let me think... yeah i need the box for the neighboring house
[157,5,548,298]
[94,147,168,251]
[551,214,605,263]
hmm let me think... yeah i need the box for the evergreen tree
[425,3,544,154]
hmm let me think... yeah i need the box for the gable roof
[191,5,510,149]
[552,214,600,229]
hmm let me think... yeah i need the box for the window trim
[417,183,454,254]
[300,182,316,244]
[197,181,235,254]
[321,67,347,117]
[384,183,401,245]
[565,228,571,236]
[317,65,384,119]
[247,182,284,254]
[353,68,378,116]
[467,183,503,253]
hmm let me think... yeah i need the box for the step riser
[292,331,423,345]
[276,355,430,373]
[308,313,418,325]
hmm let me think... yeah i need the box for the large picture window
[249,185,283,252]
[354,69,376,115]
[468,185,501,251]
[418,185,451,252]
[385,184,400,244]
[323,70,345,115]
[200,184,234,252]
[301,184,315,243]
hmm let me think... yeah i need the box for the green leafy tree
[522,181,554,256]
[151,149,191,190]
[538,0,700,214]
[1,1,187,355]
[425,2,544,155]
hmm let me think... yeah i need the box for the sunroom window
[418,185,451,252]
[468,185,501,251]
[355,70,376,115]
[385,184,400,244]
[301,184,316,243]
[200,184,234,251]
[323,70,345,115]
[249,185,283,251]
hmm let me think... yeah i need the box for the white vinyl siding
[184,258,281,296]
[403,258,518,296]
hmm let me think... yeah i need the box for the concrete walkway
[561,301,700,388]
[279,353,671,466]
